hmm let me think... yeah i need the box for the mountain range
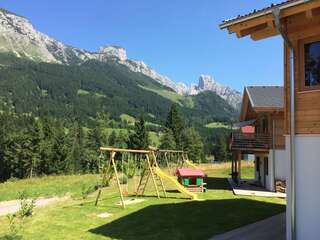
[0,8,239,125]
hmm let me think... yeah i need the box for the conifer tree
[165,104,184,148]
[129,113,150,149]
[116,130,128,148]
[215,135,228,161]
[181,128,204,163]
[108,130,117,147]
[160,129,176,150]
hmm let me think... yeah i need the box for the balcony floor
[228,178,286,198]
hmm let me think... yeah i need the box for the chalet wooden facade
[220,1,320,239]
[230,86,286,191]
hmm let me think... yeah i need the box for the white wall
[267,149,288,191]
[286,135,320,240]
[252,149,288,192]
[274,149,288,181]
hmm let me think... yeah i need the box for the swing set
[95,147,167,208]
[95,147,200,209]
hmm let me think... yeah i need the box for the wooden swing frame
[95,147,167,208]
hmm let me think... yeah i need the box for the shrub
[119,175,128,184]
[81,184,96,199]
[17,191,35,218]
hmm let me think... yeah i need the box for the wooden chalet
[220,0,320,239]
[230,86,285,190]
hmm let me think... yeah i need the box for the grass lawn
[0,163,285,240]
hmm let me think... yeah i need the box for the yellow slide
[153,167,198,200]
[185,160,198,169]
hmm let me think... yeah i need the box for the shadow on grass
[205,177,231,190]
[89,198,285,240]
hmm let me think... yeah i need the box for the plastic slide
[185,160,198,169]
[153,167,198,200]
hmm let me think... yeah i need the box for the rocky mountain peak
[198,74,215,90]
[99,46,127,61]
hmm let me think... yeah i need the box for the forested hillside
[0,53,238,125]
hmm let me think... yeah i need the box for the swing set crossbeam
[99,147,151,154]
[156,149,184,153]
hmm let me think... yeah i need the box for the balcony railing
[230,132,271,151]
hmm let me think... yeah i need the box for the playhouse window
[304,41,320,88]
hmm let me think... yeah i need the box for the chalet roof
[219,0,304,29]
[245,86,284,109]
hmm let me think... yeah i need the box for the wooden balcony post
[231,152,234,177]
[238,151,241,180]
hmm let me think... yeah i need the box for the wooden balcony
[230,132,271,152]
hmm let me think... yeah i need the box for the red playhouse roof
[241,125,255,134]
[176,168,205,177]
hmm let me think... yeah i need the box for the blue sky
[1,0,284,91]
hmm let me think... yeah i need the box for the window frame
[299,35,320,91]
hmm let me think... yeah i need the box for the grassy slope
[0,174,100,201]
[139,85,194,108]
[0,164,285,240]
[205,122,229,129]
[102,127,160,147]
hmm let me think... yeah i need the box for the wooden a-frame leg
[95,152,112,206]
[111,151,126,209]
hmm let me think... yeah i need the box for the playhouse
[176,168,206,192]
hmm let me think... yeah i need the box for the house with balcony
[230,86,286,191]
[220,1,320,239]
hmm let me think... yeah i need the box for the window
[301,37,320,90]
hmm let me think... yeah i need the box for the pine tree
[165,104,184,148]
[181,128,204,163]
[215,135,228,162]
[68,122,87,173]
[51,120,69,173]
[108,130,117,147]
[116,130,128,148]
[129,113,150,149]
[160,129,176,150]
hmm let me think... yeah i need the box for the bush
[123,160,136,179]
[80,184,96,199]
[17,191,35,218]
[3,214,23,240]
[119,175,128,184]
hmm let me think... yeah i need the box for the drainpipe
[272,7,296,240]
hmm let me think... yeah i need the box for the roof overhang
[219,0,320,41]
[233,119,256,128]
[253,107,284,113]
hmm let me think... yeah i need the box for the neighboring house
[220,1,320,239]
[230,86,286,191]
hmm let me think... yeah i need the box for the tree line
[0,103,210,182]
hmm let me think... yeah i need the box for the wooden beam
[227,1,320,39]
[100,147,150,154]
[251,27,279,41]
[228,14,274,34]
[306,9,313,19]
[238,23,269,38]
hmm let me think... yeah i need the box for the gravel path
[0,197,64,216]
